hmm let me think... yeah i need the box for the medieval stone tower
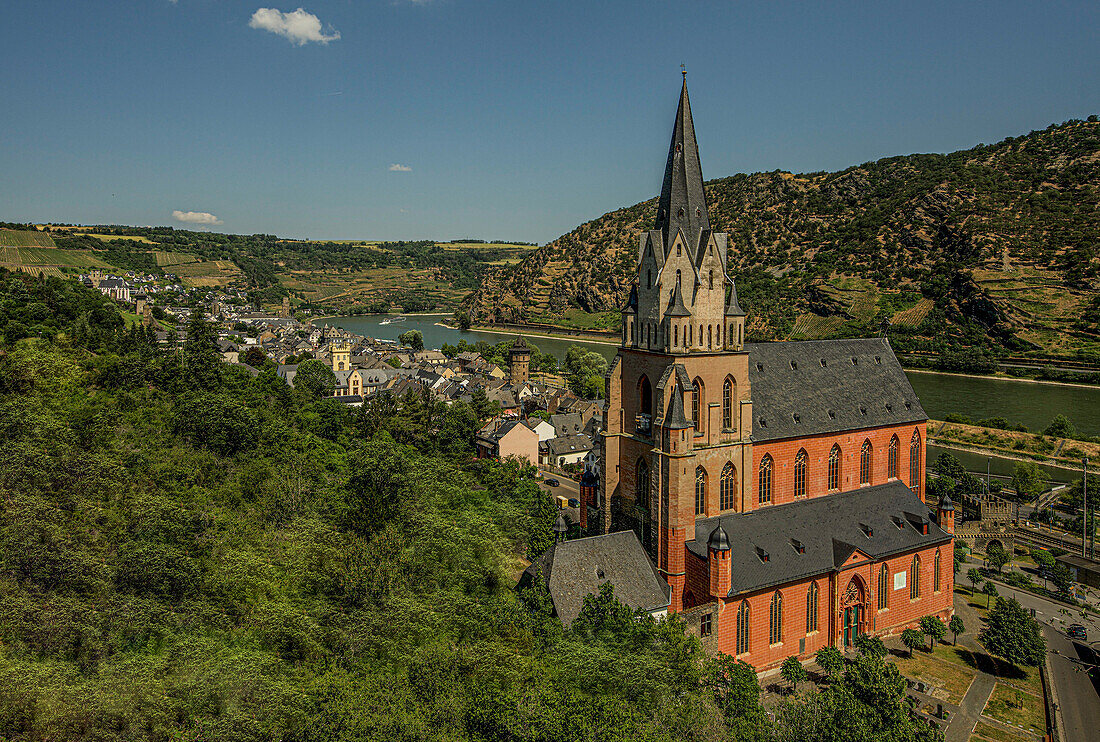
[280,296,291,318]
[331,340,351,372]
[597,74,751,609]
[509,336,531,384]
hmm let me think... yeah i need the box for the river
[321,314,1100,482]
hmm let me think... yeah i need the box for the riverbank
[927,419,1099,473]
[905,368,1100,391]
[452,322,621,347]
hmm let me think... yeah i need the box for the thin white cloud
[249,8,341,46]
[173,210,223,225]
[388,163,412,172]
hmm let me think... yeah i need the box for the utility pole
[1083,457,1089,560]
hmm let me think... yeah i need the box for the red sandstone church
[581,77,954,671]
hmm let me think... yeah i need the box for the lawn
[971,720,1032,742]
[893,648,976,704]
[982,683,1045,738]
[934,643,1042,697]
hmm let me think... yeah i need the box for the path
[946,672,996,742]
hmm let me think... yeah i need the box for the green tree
[919,615,947,650]
[1031,548,1056,571]
[172,392,259,455]
[1050,563,1073,596]
[399,329,424,352]
[901,628,924,657]
[182,310,221,390]
[967,567,983,593]
[1043,414,1077,439]
[242,345,269,368]
[1011,461,1045,503]
[294,358,336,399]
[562,346,608,400]
[982,580,999,608]
[815,645,844,682]
[454,310,472,331]
[987,542,1011,573]
[979,597,1046,668]
[854,633,887,659]
[780,656,807,694]
[949,615,965,645]
[703,653,763,721]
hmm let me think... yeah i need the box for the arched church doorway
[842,576,867,647]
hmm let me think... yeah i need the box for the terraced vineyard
[155,251,199,267]
[0,229,55,247]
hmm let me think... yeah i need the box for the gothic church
[590,76,954,670]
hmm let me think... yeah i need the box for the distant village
[81,269,602,476]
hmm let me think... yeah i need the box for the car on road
[568,498,580,508]
[1067,624,1088,640]
[545,478,560,487]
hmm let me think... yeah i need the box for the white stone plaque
[894,572,906,591]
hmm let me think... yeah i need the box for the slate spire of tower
[655,72,711,252]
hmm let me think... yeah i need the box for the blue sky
[1,1,1096,243]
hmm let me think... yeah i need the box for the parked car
[1068,624,1088,641]
[568,498,580,508]
[545,478,560,487]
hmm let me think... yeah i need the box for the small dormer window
[678,207,685,219]
[696,207,701,217]
[885,403,893,412]
[859,405,867,415]
[820,358,827,367]
[759,418,767,428]
[756,546,769,563]
[596,567,605,579]
[904,401,912,410]
[791,539,805,554]
[851,357,858,365]
[892,516,905,529]
[875,356,882,365]
[675,142,682,154]
[793,413,801,423]
[827,410,836,419]
[756,363,763,372]
[860,523,873,537]
[790,360,798,370]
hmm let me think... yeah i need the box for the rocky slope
[465,118,1100,356]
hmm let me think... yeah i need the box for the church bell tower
[599,74,752,611]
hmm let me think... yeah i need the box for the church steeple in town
[655,72,711,250]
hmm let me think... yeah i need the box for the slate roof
[687,481,950,597]
[747,338,926,442]
[549,413,584,437]
[520,530,671,626]
[655,75,710,253]
[546,434,593,458]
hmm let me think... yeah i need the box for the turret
[937,493,955,535]
[708,525,731,597]
[621,285,638,348]
[725,280,746,350]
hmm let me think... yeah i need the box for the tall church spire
[655,72,710,249]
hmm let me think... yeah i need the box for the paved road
[1043,624,1100,742]
[967,558,1100,741]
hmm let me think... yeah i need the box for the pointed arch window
[708,324,713,348]
[828,444,841,491]
[636,459,650,509]
[720,462,736,511]
[806,581,819,633]
[934,550,941,593]
[878,564,889,610]
[722,377,734,429]
[769,591,783,645]
[736,601,750,655]
[708,270,714,290]
[759,455,773,504]
[888,435,899,480]
[692,379,703,433]
[910,555,921,600]
[695,466,707,516]
[909,430,921,493]
[860,440,873,485]
[794,449,808,498]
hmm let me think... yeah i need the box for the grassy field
[1,244,113,273]
[892,647,977,704]
[88,234,157,244]
[0,229,56,247]
[982,683,1045,738]
[971,719,1032,742]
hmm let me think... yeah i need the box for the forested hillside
[0,268,939,741]
[465,118,1100,358]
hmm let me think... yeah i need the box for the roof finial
[681,63,686,79]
